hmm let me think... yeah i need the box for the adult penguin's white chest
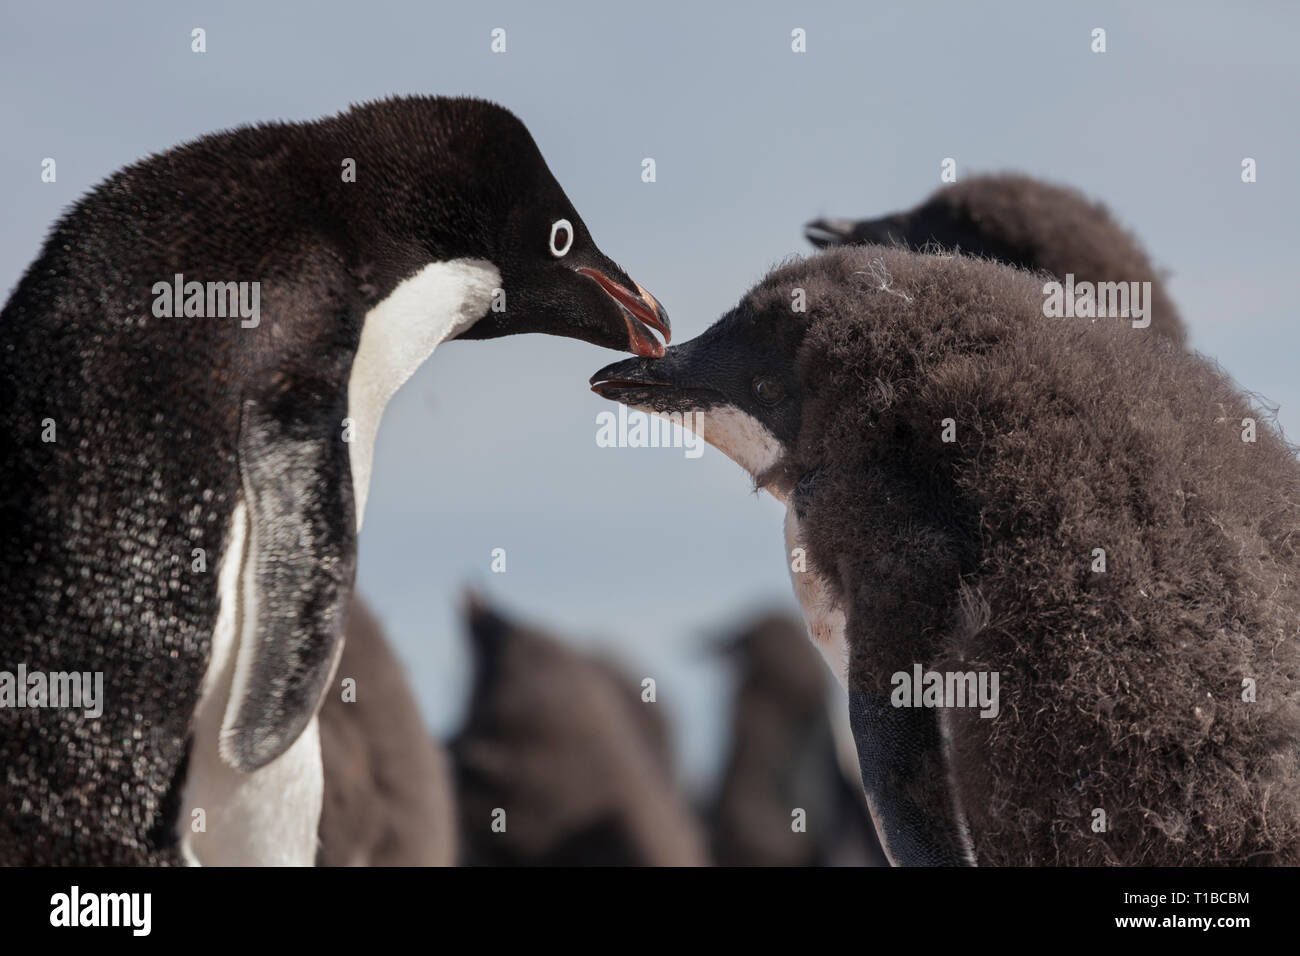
[179,259,500,865]
[346,259,502,526]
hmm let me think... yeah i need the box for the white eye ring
[549,218,574,257]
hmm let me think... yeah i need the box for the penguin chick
[709,612,887,867]
[591,245,1300,866]
[806,173,1186,346]
[451,595,708,866]
[0,95,668,865]
[317,596,456,866]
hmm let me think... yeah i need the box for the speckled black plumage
[0,96,656,864]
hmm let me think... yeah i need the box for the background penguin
[805,173,1187,346]
[707,612,886,867]
[317,596,456,866]
[591,245,1300,865]
[451,595,709,866]
[0,95,670,865]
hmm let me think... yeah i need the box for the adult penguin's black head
[326,96,670,356]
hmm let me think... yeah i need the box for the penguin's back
[0,118,348,864]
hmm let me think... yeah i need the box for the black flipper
[220,370,357,773]
[849,690,975,866]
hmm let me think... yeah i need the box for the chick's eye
[753,377,784,405]
[549,218,574,257]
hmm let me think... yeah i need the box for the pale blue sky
[3,1,1296,783]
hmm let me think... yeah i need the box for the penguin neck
[347,258,500,529]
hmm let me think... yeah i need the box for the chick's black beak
[589,343,718,413]
[576,267,671,358]
[589,354,665,402]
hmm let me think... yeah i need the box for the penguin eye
[753,376,785,406]
[549,218,574,258]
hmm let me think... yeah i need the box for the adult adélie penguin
[0,95,669,865]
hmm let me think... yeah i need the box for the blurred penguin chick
[317,596,457,866]
[709,612,887,867]
[451,594,709,866]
